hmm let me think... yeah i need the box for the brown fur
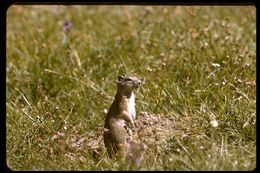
[103,75,141,159]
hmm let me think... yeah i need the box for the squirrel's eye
[125,78,132,81]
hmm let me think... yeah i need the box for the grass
[6,5,256,170]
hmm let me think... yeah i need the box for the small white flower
[211,63,220,68]
[210,119,219,128]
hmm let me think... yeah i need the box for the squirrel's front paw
[126,120,135,128]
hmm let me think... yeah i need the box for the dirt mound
[127,112,176,146]
[84,112,176,160]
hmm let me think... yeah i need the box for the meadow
[6,5,256,170]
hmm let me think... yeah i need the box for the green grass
[6,5,256,170]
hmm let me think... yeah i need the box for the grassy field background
[6,5,256,170]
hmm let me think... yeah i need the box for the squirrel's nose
[137,81,141,86]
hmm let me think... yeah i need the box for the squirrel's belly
[128,93,136,119]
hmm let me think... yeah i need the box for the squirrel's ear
[117,75,124,82]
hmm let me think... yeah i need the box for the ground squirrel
[103,75,141,159]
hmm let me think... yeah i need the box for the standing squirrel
[103,75,141,159]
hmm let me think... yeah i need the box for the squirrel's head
[117,75,141,92]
